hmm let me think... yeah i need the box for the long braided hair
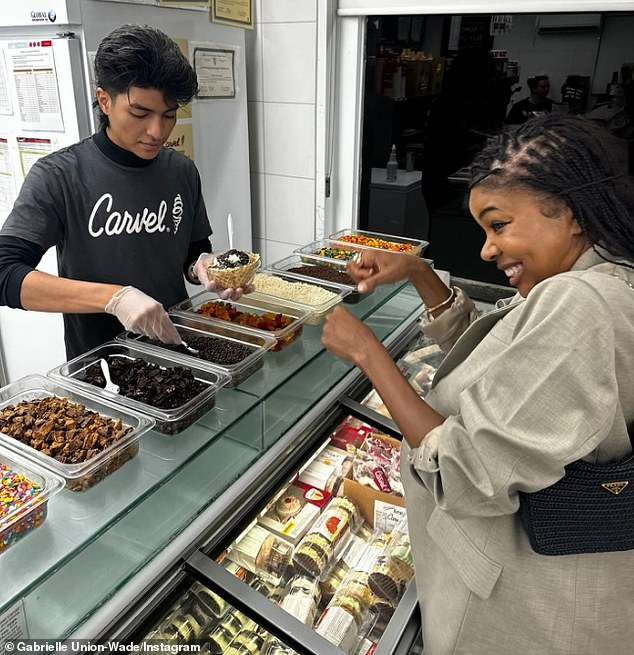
[469,114,634,263]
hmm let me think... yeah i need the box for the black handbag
[518,430,634,556]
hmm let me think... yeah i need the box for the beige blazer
[402,248,634,655]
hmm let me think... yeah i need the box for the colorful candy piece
[315,247,356,260]
[337,234,415,252]
[0,463,46,552]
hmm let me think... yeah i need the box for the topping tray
[253,269,350,324]
[0,443,64,551]
[0,374,153,490]
[116,315,275,387]
[170,291,310,352]
[48,343,229,436]
[328,229,428,257]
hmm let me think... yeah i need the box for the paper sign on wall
[192,46,235,99]
[17,136,53,177]
[9,40,64,132]
[0,137,17,212]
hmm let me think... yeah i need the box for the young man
[0,24,239,359]
[505,74,553,124]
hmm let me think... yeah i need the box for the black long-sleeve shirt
[0,128,212,356]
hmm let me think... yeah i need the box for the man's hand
[105,286,181,343]
[192,253,255,301]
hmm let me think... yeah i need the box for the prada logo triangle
[601,481,629,495]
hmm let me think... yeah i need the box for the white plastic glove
[105,286,181,344]
[192,252,255,301]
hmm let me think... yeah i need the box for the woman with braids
[322,113,634,654]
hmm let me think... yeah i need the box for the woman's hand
[347,249,427,293]
[321,305,382,367]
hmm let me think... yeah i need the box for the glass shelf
[1,281,424,639]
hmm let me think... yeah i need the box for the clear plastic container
[48,342,230,435]
[0,443,64,552]
[115,314,275,388]
[170,291,310,352]
[253,270,350,325]
[269,254,365,304]
[328,229,428,257]
[294,239,361,265]
[227,522,294,586]
[0,374,154,491]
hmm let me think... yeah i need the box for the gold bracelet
[426,286,455,314]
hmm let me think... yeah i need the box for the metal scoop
[99,358,120,394]
[180,340,200,356]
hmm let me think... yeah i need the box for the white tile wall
[265,175,315,245]
[247,0,318,251]
[262,23,316,104]
[260,0,316,23]
[263,102,315,178]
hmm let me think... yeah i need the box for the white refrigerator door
[0,31,91,382]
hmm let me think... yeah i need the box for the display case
[1,279,430,654]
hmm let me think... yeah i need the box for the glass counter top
[1,281,424,639]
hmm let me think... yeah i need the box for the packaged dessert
[292,480,332,511]
[329,416,374,454]
[0,445,64,553]
[360,388,392,420]
[227,523,293,584]
[298,459,341,494]
[315,589,377,655]
[207,623,238,653]
[279,575,321,625]
[171,290,310,352]
[314,444,354,479]
[258,482,321,545]
[188,580,228,620]
[48,342,229,435]
[293,496,361,579]
[315,554,382,653]
[385,516,414,581]
[153,609,204,643]
[225,629,265,655]
[261,637,298,655]
[0,374,153,492]
[353,434,403,497]
[205,249,261,288]
[367,553,407,603]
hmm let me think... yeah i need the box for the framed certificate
[210,0,254,30]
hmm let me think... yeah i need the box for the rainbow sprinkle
[1,463,46,552]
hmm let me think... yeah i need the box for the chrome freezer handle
[185,550,345,655]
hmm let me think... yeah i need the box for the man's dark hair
[470,113,634,263]
[527,75,549,92]
[93,24,198,128]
